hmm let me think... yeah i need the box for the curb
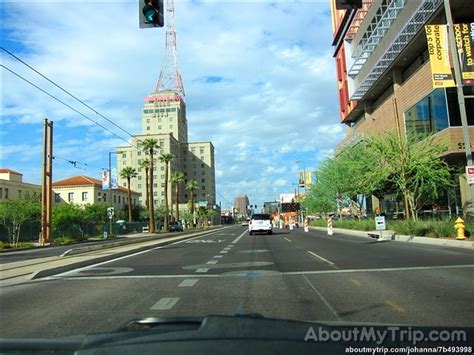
[31,227,225,280]
[309,226,474,249]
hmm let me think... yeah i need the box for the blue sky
[1,0,345,210]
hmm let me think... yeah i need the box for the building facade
[0,169,41,201]
[52,176,140,210]
[234,195,250,216]
[116,90,216,214]
[330,0,474,215]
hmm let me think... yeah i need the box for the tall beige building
[116,90,216,214]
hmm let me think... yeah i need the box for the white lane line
[195,268,209,273]
[151,297,180,310]
[232,230,247,244]
[302,275,341,321]
[206,260,218,265]
[47,263,474,281]
[178,279,199,287]
[307,251,336,266]
[220,250,228,254]
[53,230,224,277]
[213,255,224,259]
[284,237,292,242]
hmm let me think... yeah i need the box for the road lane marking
[47,264,474,281]
[220,250,228,254]
[207,260,218,265]
[53,229,225,277]
[232,230,247,244]
[284,237,292,242]
[179,279,199,287]
[302,275,341,321]
[307,251,336,267]
[151,297,180,310]
[385,300,406,314]
[195,268,209,273]
[213,255,223,258]
[350,278,362,287]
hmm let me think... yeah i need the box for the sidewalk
[309,226,474,250]
[0,226,225,287]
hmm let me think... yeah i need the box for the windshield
[2,0,474,350]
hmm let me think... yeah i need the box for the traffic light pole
[444,0,474,214]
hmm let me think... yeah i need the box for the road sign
[103,231,108,239]
[466,166,474,184]
[375,216,386,230]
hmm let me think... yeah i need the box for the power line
[1,47,134,139]
[1,64,137,149]
[53,155,106,172]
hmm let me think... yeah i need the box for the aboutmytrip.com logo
[304,326,467,346]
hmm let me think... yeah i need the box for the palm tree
[159,153,174,232]
[141,139,159,233]
[119,167,138,223]
[170,171,185,222]
[138,158,150,215]
[185,179,199,227]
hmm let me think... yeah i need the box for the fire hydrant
[454,217,466,240]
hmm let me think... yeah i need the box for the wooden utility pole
[40,118,53,246]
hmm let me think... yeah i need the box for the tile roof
[0,168,23,175]
[53,175,140,195]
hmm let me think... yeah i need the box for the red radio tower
[155,0,185,96]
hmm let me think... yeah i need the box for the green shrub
[53,236,77,245]
[0,241,35,249]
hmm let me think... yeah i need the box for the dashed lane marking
[385,299,406,314]
[284,237,292,242]
[178,279,199,287]
[195,268,210,273]
[151,297,180,310]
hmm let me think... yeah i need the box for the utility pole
[444,0,474,214]
[40,118,53,246]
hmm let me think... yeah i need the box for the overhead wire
[1,64,137,149]
[1,47,135,139]
[52,155,106,172]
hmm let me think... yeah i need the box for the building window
[103,193,106,201]
[161,191,164,196]
[154,183,158,188]
[68,192,74,202]
[122,153,127,158]
[82,192,88,201]
[118,196,121,203]
[200,156,205,160]
[200,148,204,154]
[184,172,187,176]
[138,175,142,180]
[405,89,449,136]
[184,194,188,199]
[138,151,141,156]
[446,86,474,126]
[169,125,173,129]
[0,188,3,199]
[147,126,150,131]
[202,186,205,190]
[161,166,164,171]
[202,171,205,175]
[138,184,142,189]
[161,174,165,179]
[114,195,117,203]
[191,147,196,153]
[154,192,158,196]
[54,193,61,202]
[18,190,22,198]
[154,175,157,179]
[193,172,197,176]
[146,119,150,123]
[201,178,205,183]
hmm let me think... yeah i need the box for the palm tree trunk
[145,167,149,222]
[164,163,169,232]
[127,176,132,222]
[176,182,179,222]
[191,193,195,227]
[149,150,155,233]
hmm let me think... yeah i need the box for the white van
[248,214,273,235]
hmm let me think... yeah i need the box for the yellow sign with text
[425,25,455,88]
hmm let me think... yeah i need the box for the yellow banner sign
[454,23,474,85]
[425,25,455,88]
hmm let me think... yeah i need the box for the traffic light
[139,0,164,28]
[335,0,362,10]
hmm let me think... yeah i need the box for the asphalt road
[1,225,473,338]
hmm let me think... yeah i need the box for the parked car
[249,214,273,235]
[169,221,184,232]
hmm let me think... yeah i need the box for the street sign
[375,216,386,231]
[103,231,108,239]
[466,166,474,184]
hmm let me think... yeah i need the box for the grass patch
[53,236,82,245]
[310,218,465,239]
[0,241,35,249]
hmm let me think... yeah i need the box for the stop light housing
[139,0,164,28]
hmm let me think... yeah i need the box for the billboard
[454,23,474,85]
[101,170,109,190]
[425,25,455,88]
[110,168,118,190]
[281,202,300,213]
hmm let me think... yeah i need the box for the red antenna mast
[155,0,185,96]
